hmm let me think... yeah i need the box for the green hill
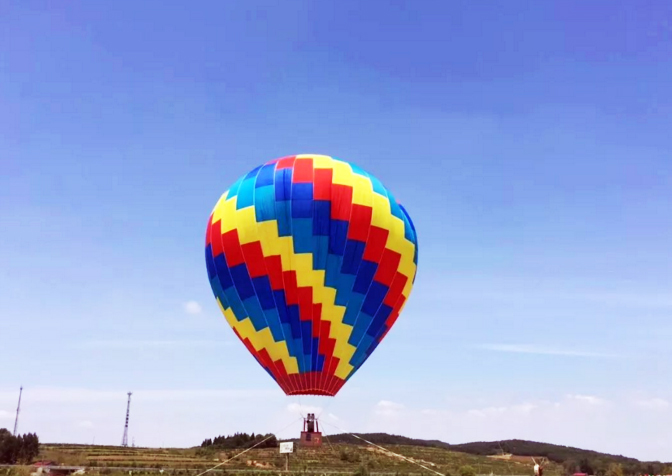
[326,434,672,475]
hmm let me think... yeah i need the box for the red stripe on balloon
[283,270,298,305]
[210,220,224,258]
[363,226,389,262]
[265,255,284,290]
[292,158,313,183]
[313,168,333,200]
[384,295,406,331]
[276,156,296,169]
[347,204,372,241]
[221,229,245,267]
[331,184,353,221]
[240,241,266,278]
[297,287,313,322]
[383,272,408,307]
[374,248,402,287]
[312,303,322,335]
[205,215,213,247]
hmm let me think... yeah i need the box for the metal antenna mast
[13,386,23,436]
[121,392,132,447]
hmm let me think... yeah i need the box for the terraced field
[37,443,562,476]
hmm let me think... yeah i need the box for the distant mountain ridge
[325,433,671,468]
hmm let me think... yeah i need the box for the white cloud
[183,301,203,314]
[0,410,14,420]
[81,340,223,349]
[635,398,670,410]
[477,344,615,358]
[0,387,276,404]
[286,403,323,416]
[361,393,672,461]
[466,404,537,418]
[374,400,405,417]
[566,394,607,405]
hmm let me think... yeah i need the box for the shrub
[459,465,476,476]
[354,464,370,476]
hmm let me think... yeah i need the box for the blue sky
[2,0,672,462]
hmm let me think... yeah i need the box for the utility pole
[122,392,132,447]
[13,386,23,436]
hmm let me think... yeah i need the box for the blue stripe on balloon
[328,220,348,255]
[312,200,331,236]
[251,276,275,310]
[274,168,292,201]
[205,244,217,280]
[213,254,234,290]
[241,296,270,333]
[353,260,378,294]
[341,240,365,275]
[342,293,364,327]
[236,177,256,209]
[254,185,276,222]
[256,163,276,188]
[291,218,313,254]
[229,264,256,301]
[361,281,388,317]
[275,201,292,237]
[226,175,245,200]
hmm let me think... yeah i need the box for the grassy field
[34,442,562,476]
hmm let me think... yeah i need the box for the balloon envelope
[205,155,418,396]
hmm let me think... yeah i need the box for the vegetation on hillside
[327,434,672,476]
[328,433,451,449]
[449,439,672,475]
[200,432,278,449]
[0,428,40,464]
[40,441,555,475]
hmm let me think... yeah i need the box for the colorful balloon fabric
[205,155,418,396]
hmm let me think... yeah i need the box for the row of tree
[561,458,672,476]
[200,432,278,449]
[0,429,40,464]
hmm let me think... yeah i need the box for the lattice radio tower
[13,386,23,436]
[121,392,132,447]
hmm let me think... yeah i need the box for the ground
[20,442,563,476]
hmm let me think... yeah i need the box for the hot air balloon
[205,155,418,397]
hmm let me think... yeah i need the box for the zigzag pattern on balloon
[205,154,418,396]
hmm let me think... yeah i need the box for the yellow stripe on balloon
[217,298,300,374]
[211,195,358,379]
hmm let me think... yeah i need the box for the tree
[606,464,624,476]
[564,460,579,475]
[459,465,477,476]
[579,458,595,475]
[0,429,40,464]
[354,463,370,476]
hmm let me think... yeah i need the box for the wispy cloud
[374,400,405,417]
[635,398,670,410]
[566,394,607,405]
[286,403,322,416]
[0,387,276,404]
[467,403,538,418]
[80,340,227,349]
[183,301,203,314]
[477,344,616,358]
